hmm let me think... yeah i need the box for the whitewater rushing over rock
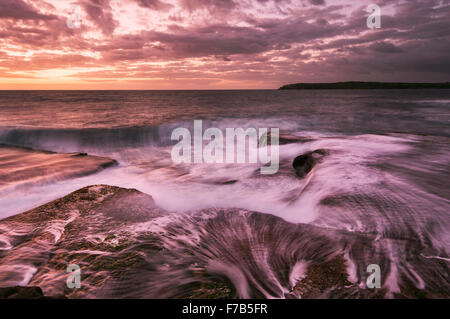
[0,185,448,299]
[0,90,449,298]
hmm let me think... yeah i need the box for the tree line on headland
[279,81,450,90]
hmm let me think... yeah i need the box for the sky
[0,0,449,89]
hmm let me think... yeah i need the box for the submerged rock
[0,145,118,191]
[292,149,327,178]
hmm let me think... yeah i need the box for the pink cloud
[0,0,449,89]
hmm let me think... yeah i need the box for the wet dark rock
[71,153,88,157]
[199,178,239,185]
[216,179,238,185]
[292,149,327,178]
[0,286,66,299]
[187,279,235,299]
[261,132,313,145]
[292,255,378,298]
[0,286,44,299]
[0,185,167,298]
[95,187,162,222]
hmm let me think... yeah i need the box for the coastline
[0,184,448,299]
[279,82,450,90]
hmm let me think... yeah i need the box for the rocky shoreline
[0,184,362,298]
[0,182,448,299]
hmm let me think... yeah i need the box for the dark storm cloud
[134,0,173,10]
[309,0,326,5]
[180,0,237,11]
[0,0,56,20]
[370,41,403,53]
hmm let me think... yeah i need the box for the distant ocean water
[0,90,449,134]
[0,90,449,297]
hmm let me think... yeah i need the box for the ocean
[0,89,449,298]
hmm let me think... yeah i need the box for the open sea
[0,89,449,298]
